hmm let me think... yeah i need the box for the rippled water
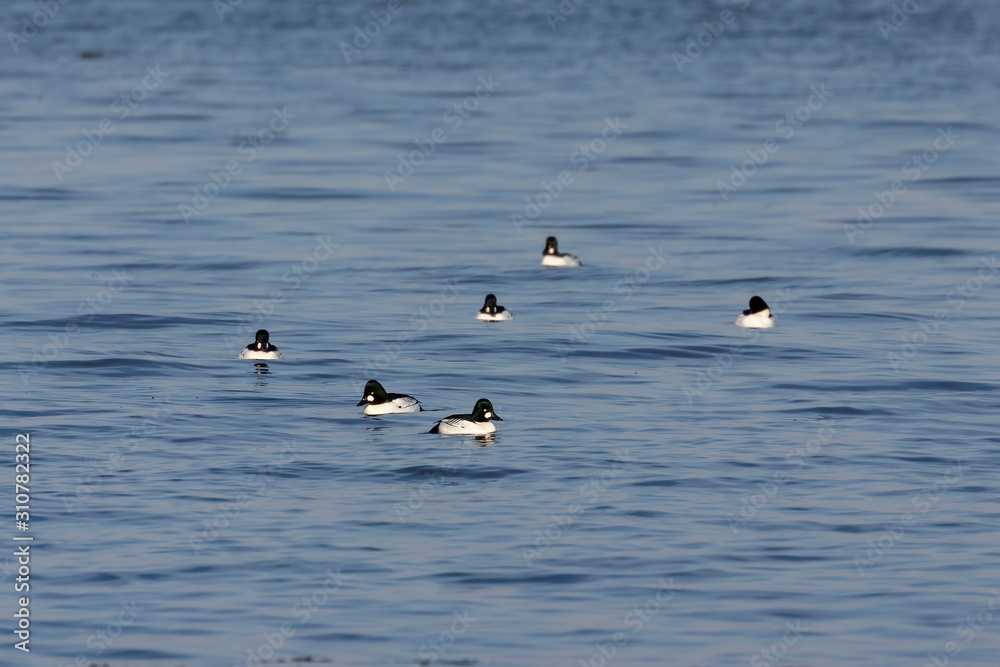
[3,0,1000,665]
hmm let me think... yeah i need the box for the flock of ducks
[239,236,776,436]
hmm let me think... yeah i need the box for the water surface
[2,1,999,665]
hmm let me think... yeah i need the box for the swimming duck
[541,236,581,267]
[428,398,503,435]
[357,379,422,414]
[476,294,513,321]
[735,296,775,329]
[239,329,282,360]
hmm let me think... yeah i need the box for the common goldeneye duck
[735,296,775,329]
[428,398,503,435]
[476,293,513,321]
[541,236,581,267]
[239,329,282,359]
[357,379,422,415]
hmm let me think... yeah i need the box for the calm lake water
[3,0,1000,665]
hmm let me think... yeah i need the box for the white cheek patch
[484,411,492,419]
[367,395,374,402]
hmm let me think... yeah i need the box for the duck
[239,329,282,360]
[428,398,503,435]
[541,236,581,267]
[357,379,422,414]
[476,294,513,321]
[735,296,775,329]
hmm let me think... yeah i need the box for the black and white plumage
[357,379,422,415]
[428,398,503,435]
[476,294,513,322]
[735,296,775,329]
[239,329,282,360]
[541,236,581,267]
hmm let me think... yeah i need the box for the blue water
[3,0,1000,665]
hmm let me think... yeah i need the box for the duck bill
[492,414,503,421]
[356,399,367,406]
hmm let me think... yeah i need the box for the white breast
[476,310,513,321]
[735,310,775,329]
[239,348,282,360]
[542,254,581,267]
[364,396,421,414]
[435,418,496,435]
